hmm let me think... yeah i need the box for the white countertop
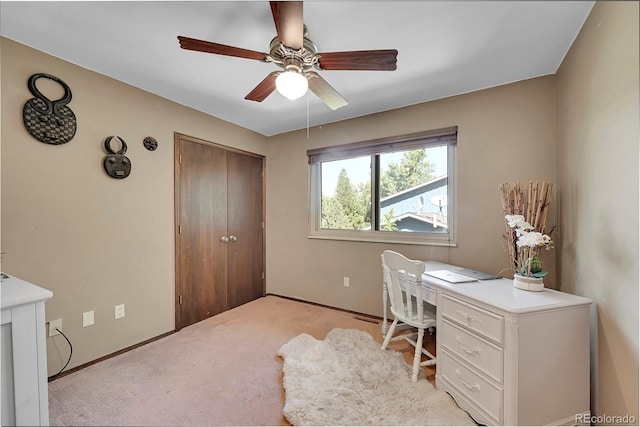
[422,261,592,314]
[1,273,53,310]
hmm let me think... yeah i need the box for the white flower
[515,222,534,236]
[517,231,553,248]
[505,214,525,227]
[512,227,553,277]
[505,215,534,232]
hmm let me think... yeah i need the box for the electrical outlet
[343,277,350,287]
[82,310,95,327]
[115,304,125,319]
[49,318,62,337]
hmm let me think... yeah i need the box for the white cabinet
[1,274,52,426]
[430,276,592,426]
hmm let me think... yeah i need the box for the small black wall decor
[143,136,158,151]
[22,73,77,145]
[103,136,131,179]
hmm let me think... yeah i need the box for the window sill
[307,231,456,247]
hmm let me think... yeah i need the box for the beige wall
[2,1,638,421]
[266,2,639,420]
[266,75,557,314]
[556,1,639,422]
[0,37,267,374]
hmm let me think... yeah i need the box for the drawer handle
[456,310,482,324]
[456,336,481,355]
[456,368,480,391]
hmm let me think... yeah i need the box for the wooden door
[176,137,228,329]
[226,151,264,309]
[175,134,264,330]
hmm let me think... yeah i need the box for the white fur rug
[278,328,476,426]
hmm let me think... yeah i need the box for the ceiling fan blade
[245,72,280,102]
[270,1,303,49]
[307,72,348,110]
[178,36,267,61]
[317,50,398,71]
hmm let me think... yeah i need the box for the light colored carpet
[278,328,476,426]
[48,295,386,426]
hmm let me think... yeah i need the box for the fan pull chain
[306,91,310,139]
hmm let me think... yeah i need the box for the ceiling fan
[177,1,398,110]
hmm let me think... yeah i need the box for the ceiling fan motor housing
[268,35,319,72]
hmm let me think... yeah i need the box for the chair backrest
[381,250,427,324]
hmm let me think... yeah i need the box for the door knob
[229,235,238,242]
[220,236,229,243]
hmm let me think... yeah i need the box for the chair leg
[381,319,398,350]
[411,328,425,382]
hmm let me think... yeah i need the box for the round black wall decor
[22,73,77,145]
[143,136,158,151]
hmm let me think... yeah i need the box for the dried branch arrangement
[499,180,553,275]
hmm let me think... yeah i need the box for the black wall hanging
[103,136,131,179]
[22,73,77,145]
[143,136,158,151]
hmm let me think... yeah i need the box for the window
[307,127,457,245]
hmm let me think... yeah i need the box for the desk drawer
[440,350,503,424]
[441,318,504,383]
[423,286,436,306]
[441,294,504,344]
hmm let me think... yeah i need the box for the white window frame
[307,127,457,246]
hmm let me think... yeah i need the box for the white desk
[1,274,53,426]
[382,261,592,426]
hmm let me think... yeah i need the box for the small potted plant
[504,214,553,291]
[500,181,554,291]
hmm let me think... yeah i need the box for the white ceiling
[0,1,594,136]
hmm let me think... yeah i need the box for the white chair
[380,250,436,382]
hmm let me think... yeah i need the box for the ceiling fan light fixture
[275,70,308,100]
